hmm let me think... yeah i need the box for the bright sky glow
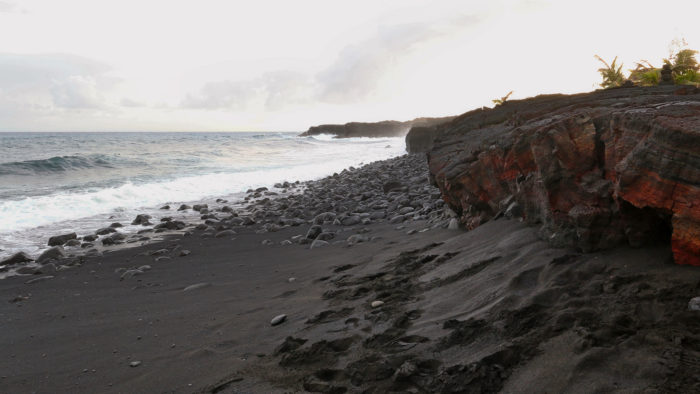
[0,0,698,131]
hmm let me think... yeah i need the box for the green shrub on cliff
[597,46,699,88]
[629,61,660,86]
[595,55,625,88]
[667,49,700,84]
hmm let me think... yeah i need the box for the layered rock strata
[428,86,700,265]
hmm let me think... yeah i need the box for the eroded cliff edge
[427,86,700,265]
[299,116,454,138]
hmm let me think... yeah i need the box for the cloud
[120,97,145,107]
[182,70,313,111]
[0,53,109,90]
[0,52,116,122]
[50,75,104,108]
[316,22,442,103]
[0,1,16,13]
[183,15,482,112]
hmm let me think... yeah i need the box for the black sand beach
[2,154,700,393]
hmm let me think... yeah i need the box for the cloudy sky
[0,0,698,131]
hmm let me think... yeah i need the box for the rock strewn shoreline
[1,154,455,279]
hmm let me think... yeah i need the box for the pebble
[688,297,700,311]
[448,218,460,230]
[270,314,287,326]
[371,300,385,308]
[129,361,141,368]
[288,277,296,283]
[179,250,191,257]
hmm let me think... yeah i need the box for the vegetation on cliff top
[596,40,699,88]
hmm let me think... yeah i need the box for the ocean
[0,132,406,261]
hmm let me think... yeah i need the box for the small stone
[371,300,384,308]
[288,277,296,283]
[270,314,287,326]
[448,218,460,230]
[688,297,700,311]
[129,361,141,368]
[179,250,191,257]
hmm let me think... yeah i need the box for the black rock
[109,222,123,228]
[48,232,77,247]
[383,181,404,193]
[306,225,323,239]
[83,234,98,242]
[178,204,191,211]
[36,246,65,263]
[192,204,208,212]
[0,252,33,266]
[102,233,126,246]
[131,214,152,226]
[160,205,170,210]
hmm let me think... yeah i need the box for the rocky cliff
[427,86,700,265]
[299,116,454,138]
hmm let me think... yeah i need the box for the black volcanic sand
[1,155,700,393]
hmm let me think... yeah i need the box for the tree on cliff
[594,55,625,88]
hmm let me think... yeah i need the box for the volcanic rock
[48,232,77,247]
[428,86,700,265]
[36,247,65,263]
[1,252,33,266]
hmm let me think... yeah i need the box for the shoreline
[0,148,413,277]
[0,132,408,265]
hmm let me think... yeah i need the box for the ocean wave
[0,155,116,175]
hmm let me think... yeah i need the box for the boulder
[95,227,116,236]
[306,225,323,240]
[131,214,152,226]
[48,232,77,246]
[192,204,208,212]
[0,252,33,266]
[36,246,65,263]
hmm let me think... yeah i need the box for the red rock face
[429,87,700,265]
